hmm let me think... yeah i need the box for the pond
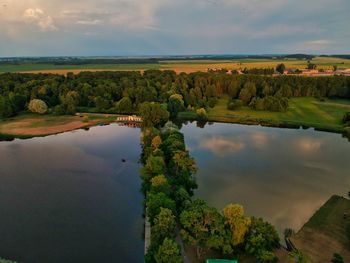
[0,124,144,263]
[181,122,350,235]
[0,122,349,262]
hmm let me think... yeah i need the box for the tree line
[0,71,349,118]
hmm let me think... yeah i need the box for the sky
[0,0,349,56]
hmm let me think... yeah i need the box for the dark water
[1,122,349,263]
[0,124,144,263]
[181,122,350,235]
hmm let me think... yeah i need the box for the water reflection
[0,124,143,263]
[181,122,350,235]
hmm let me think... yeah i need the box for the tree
[196,108,207,120]
[223,204,251,247]
[116,97,133,114]
[146,192,176,224]
[276,63,286,74]
[151,208,176,246]
[245,217,280,259]
[155,238,182,263]
[152,136,162,150]
[28,99,48,114]
[0,95,14,118]
[227,99,243,110]
[150,175,170,194]
[331,253,344,263]
[167,94,185,118]
[180,200,232,259]
[343,112,350,125]
[239,82,256,105]
[307,62,317,70]
[140,102,170,127]
[257,250,278,263]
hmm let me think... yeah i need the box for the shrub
[227,99,243,110]
[343,112,350,125]
[196,108,207,120]
[28,99,48,114]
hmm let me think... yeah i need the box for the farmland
[1,56,350,74]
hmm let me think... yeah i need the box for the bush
[227,99,243,110]
[208,97,218,108]
[196,108,207,120]
[28,99,48,114]
[343,112,350,125]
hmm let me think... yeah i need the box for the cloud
[77,19,102,25]
[200,137,245,156]
[296,137,324,153]
[23,8,57,31]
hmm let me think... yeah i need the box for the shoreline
[1,112,349,141]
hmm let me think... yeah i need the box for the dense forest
[0,71,349,119]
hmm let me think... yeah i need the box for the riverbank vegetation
[1,71,349,137]
[140,119,281,262]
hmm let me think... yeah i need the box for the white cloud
[77,19,102,25]
[23,8,57,31]
[200,137,245,156]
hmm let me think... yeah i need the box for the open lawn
[179,97,350,134]
[291,195,350,262]
[1,57,350,75]
[0,113,119,138]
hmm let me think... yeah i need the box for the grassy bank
[291,195,350,262]
[178,97,350,135]
[0,113,119,140]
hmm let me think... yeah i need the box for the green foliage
[0,95,15,118]
[256,250,278,263]
[168,94,185,118]
[180,200,232,258]
[250,96,289,112]
[115,97,133,114]
[239,82,256,105]
[223,204,251,247]
[151,208,177,247]
[0,259,17,263]
[154,238,182,263]
[331,253,344,263]
[140,102,170,127]
[28,99,48,114]
[276,63,286,74]
[343,112,350,125]
[245,217,280,259]
[196,108,207,120]
[227,99,243,110]
[288,250,310,263]
[146,192,176,224]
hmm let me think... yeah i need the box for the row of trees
[0,71,349,118]
[140,112,281,262]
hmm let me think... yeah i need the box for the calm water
[0,124,144,263]
[181,122,350,235]
[1,122,350,263]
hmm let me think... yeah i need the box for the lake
[0,122,349,262]
[0,124,144,263]
[181,122,350,235]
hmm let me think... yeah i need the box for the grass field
[1,57,350,74]
[292,195,350,262]
[179,97,350,134]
